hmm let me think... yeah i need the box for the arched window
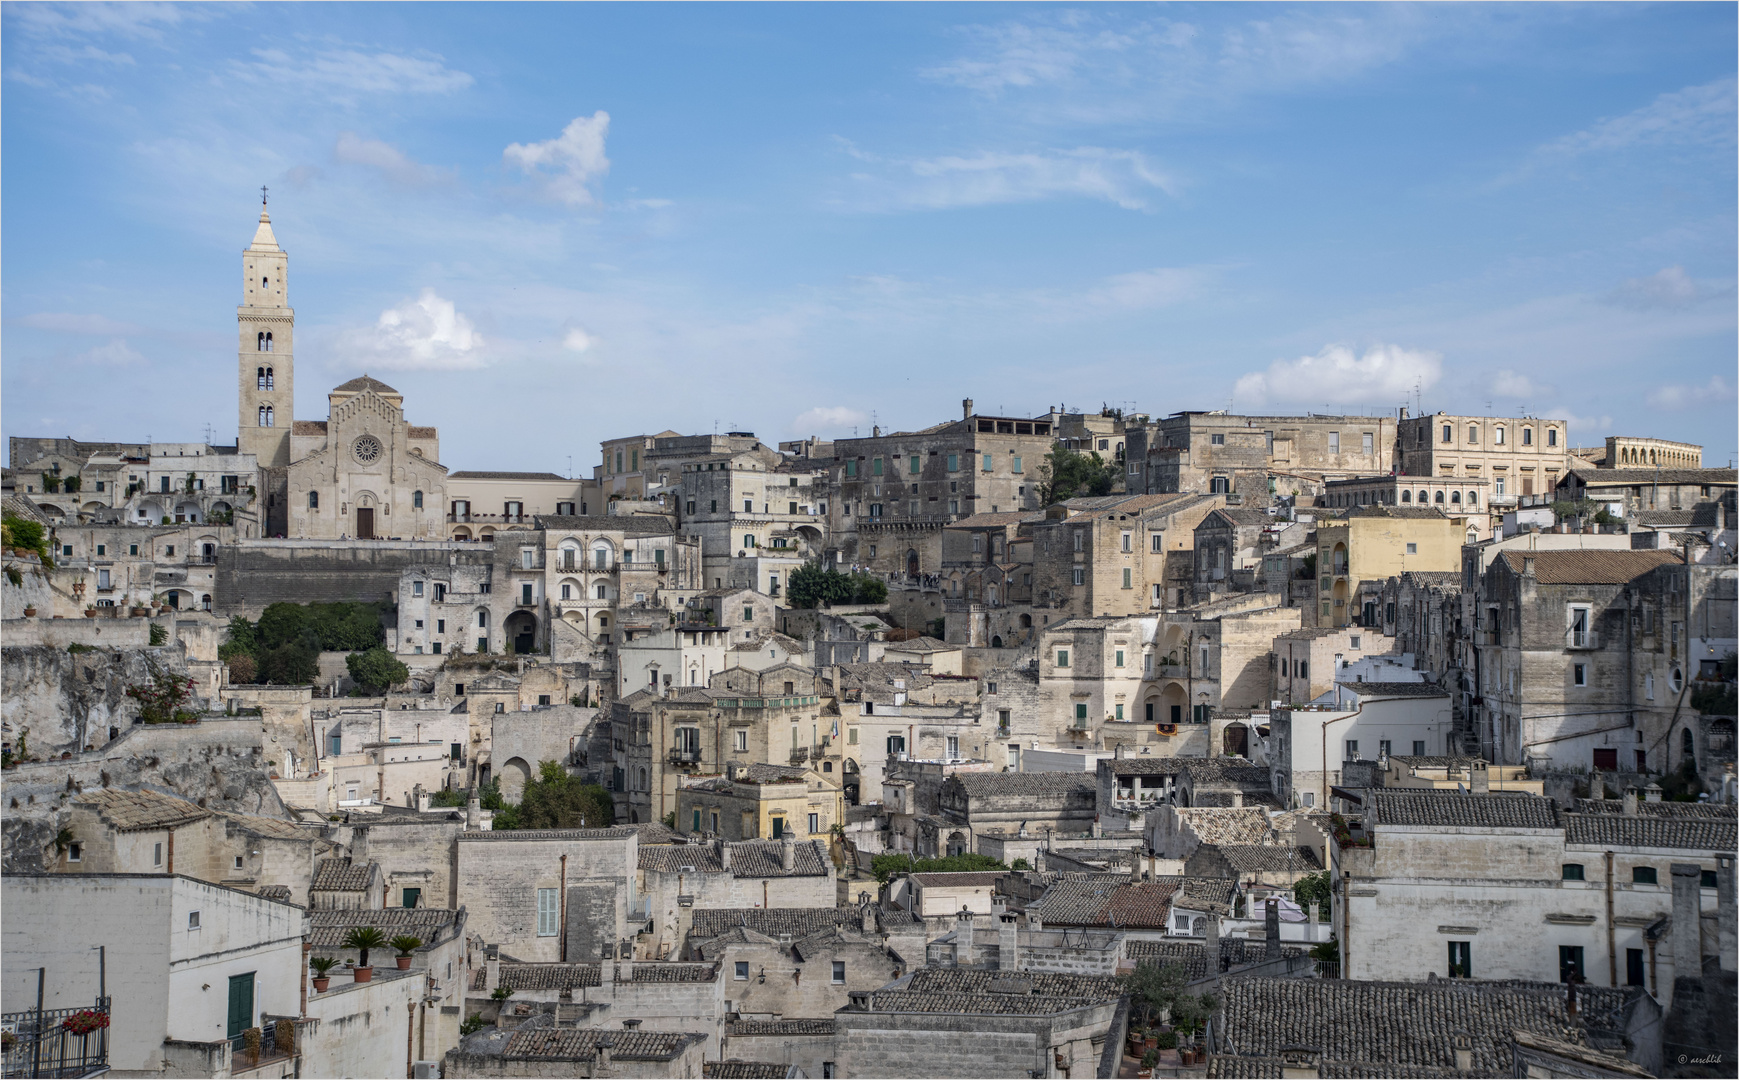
[257,367,266,389]
[1467,491,1478,506]
[1682,727,1695,768]
[264,332,273,353]
[1401,490,1412,503]
[262,276,269,289]
[264,366,273,389]
[258,406,268,427]
[412,490,423,509]
[1418,490,1430,503]
[308,491,318,509]
[1451,491,1462,504]
[1434,490,1445,503]
[264,406,273,427]
[257,332,266,352]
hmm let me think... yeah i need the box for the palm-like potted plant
[390,935,423,970]
[341,926,387,982]
[309,956,339,992]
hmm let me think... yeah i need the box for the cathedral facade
[236,208,447,539]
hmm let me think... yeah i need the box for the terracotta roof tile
[1372,791,1559,830]
[312,857,375,891]
[308,907,458,948]
[1497,549,1683,584]
[502,1027,702,1061]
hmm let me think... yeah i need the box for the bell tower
[238,191,294,468]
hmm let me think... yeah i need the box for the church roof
[248,211,281,252]
[332,375,400,395]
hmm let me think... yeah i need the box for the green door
[403,887,422,909]
[226,972,255,1039]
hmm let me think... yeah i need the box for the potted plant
[85,607,97,618]
[22,605,36,617]
[390,935,423,970]
[341,926,387,982]
[62,1009,109,1037]
[309,956,338,992]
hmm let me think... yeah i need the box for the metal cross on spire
[261,185,268,207]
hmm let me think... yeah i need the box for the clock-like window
[353,435,383,464]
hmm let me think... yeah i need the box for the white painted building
[1271,682,1455,808]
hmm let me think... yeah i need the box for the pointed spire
[249,208,281,252]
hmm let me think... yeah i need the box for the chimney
[1521,555,1536,577]
[1645,783,1664,803]
[1670,862,1703,979]
[466,793,482,831]
[600,950,615,989]
[1114,744,1125,760]
[1452,1032,1473,1075]
[860,897,877,935]
[1588,769,1603,801]
[619,945,634,983]
[781,835,796,871]
[1205,912,1221,974]
[963,399,974,420]
[720,840,732,871]
[1092,817,1102,838]
[1565,977,1578,1023]
[1622,787,1638,816]
[1279,1046,1322,1080]
[351,824,369,865]
[595,1032,613,1072]
[1718,854,1735,973]
[484,947,500,994]
[999,911,1020,971]
[1232,790,1244,808]
[1470,762,1490,794]
[872,426,880,438]
[956,908,975,966]
[1265,898,1281,958]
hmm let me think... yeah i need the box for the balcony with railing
[2,998,110,1079]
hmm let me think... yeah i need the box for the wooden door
[226,972,255,1039]
[356,507,375,539]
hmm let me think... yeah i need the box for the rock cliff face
[1,720,288,873]
[2,642,208,757]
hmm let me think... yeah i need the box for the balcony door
[226,972,255,1040]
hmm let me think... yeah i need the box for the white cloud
[1540,78,1737,158]
[14,311,148,335]
[1082,267,1205,310]
[71,338,145,365]
[333,132,445,187]
[1233,342,1441,407]
[562,328,595,353]
[340,289,485,371]
[791,406,869,435]
[229,48,473,98]
[849,146,1174,211]
[8,2,191,41]
[1647,375,1732,411]
[504,112,611,207]
[1549,407,1615,435]
[1600,266,1718,312]
[1491,370,1551,399]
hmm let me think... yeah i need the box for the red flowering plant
[125,661,199,724]
[62,1010,109,1036]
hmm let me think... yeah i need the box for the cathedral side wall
[214,540,472,617]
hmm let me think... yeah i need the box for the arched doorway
[504,610,537,654]
[991,636,1003,648]
[500,757,532,804]
[946,831,968,857]
[906,549,919,578]
[1223,723,1249,758]
[355,493,376,539]
[843,758,861,805]
[1159,682,1187,726]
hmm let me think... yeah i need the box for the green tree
[1292,870,1332,921]
[849,573,888,604]
[490,762,615,830]
[347,647,409,693]
[1119,960,1188,1027]
[787,561,864,609]
[1036,446,1118,505]
[219,616,258,662]
[870,852,1006,882]
[257,642,319,685]
[257,602,313,650]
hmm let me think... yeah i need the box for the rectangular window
[1362,432,1374,455]
[1210,433,1225,446]
[521,583,534,605]
[1329,432,1340,454]
[872,457,884,476]
[1056,649,1069,667]
[1413,740,1426,757]
[189,911,201,930]
[1122,568,1132,589]
[947,454,959,472]
[832,961,846,984]
[1574,664,1586,687]
[1379,739,1392,758]
[1115,650,1125,667]
[1152,534,1163,553]
[734,730,748,752]
[946,736,959,759]
[1406,543,1417,554]
[735,961,749,980]
[848,727,858,745]
[1345,740,1359,760]
[845,460,857,477]
[1558,945,1584,983]
[413,581,424,597]
[1562,864,1585,881]
[1074,703,1088,723]
[1593,748,1617,770]
[1072,567,1084,586]
[154,842,163,866]
[1548,428,1559,446]
[130,544,138,556]
[1632,866,1658,885]
[67,843,82,863]
[981,453,993,472]
[1626,949,1645,987]
[1115,704,1124,720]
[1012,455,1023,474]
[808,812,819,834]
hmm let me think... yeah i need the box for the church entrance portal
[355,507,375,539]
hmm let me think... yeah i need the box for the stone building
[691,919,905,1021]
[447,1021,710,1079]
[1467,548,1721,770]
[1191,507,1304,601]
[675,762,844,842]
[446,471,593,536]
[831,967,1125,1080]
[938,511,1039,648]
[1579,435,1704,469]
[285,376,448,540]
[1272,625,1400,705]
[1315,505,1469,629]
[677,452,827,593]
[1321,473,1493,540]
[1397,411,1571,506]
[1125,411,1397,499]
[454,826,642,964]
[1559,466,1737,517]
[637,839,837,959]
[1330,788,1734,1014]
[937,772,1098,850]
[826,401,1055,578]
[1028,493,1222,619]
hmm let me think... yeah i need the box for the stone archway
[1223,723,1249,758]
[504,610,537,654]
[500,757,532,804]
[906,548,919,578]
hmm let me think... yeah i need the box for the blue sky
[3,2,1735,472]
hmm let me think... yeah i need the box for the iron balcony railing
[2,997,110,1079]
